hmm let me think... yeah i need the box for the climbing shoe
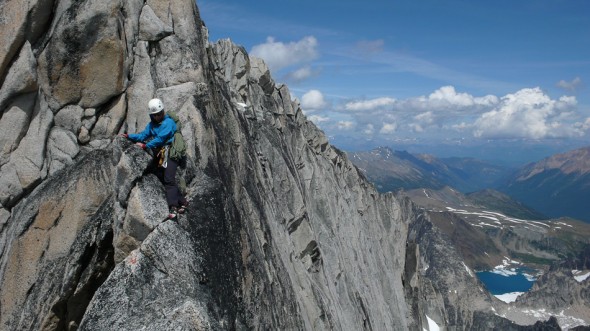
[168,207,178,220]
[178,200,189,214]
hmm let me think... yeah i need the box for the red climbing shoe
[168,207,178,220]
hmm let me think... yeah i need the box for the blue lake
[476,271,535,295]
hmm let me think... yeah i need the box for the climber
[120,98,188,219]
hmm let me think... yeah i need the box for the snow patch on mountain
[424,314,441,331]
[572,270,590,282]
[494,292,523,303]
[443,207,568,232]
[501,307,588,330]
[462,262,474,277]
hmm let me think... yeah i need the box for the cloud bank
[250,36,318,72]
[472,88,579,139]
[345,97,396,111]
[300,86,587,144]
[301,90,327,110]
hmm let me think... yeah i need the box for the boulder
[0,94,52,207]
[79,108,97,144]
[37,0,129,109]
[82,108,96,130]
[47,127,80,175]
[0,163,22,207]
[54,104,84,134]
[0,93,36,166]
[0,41,37,110]
[91,93,127,141]
[138,4,173,41]
[113,138,153,206]
[0,0,52,81]
[120,174,168,252]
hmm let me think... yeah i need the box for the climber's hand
[135,142,146,149]
[119,133,129,138]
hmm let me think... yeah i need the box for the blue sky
[199,0,590,164]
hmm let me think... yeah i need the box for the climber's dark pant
[155,157,186,208]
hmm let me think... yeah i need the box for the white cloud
[321,86,584,146]
[414,111,435,125]
[415,86,499,109]
[308,115,330,125]
[345,97,396,111]
[429,86,475,107]
[452,122,471,131]
[365,87,499,128]
[556,95,577,109]
[286,65,314,82]
[337,121,355,130]
[574,118,590,131]
[408,111,435,133]
[250,36,318,72]
[473,87,580,139]
[409,123,424,133]
[556,77,582,91]
[380,122,397,134]
[301,90,327,110]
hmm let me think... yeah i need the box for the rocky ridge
[498,145,590,222]
[516,147,590,180]
[349,146,511,194]
[0,0,582,330]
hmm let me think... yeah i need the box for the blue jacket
[128,115,176,149]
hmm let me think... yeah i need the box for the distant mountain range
[348,147,512,193]
[349,145,590,223]
[497,146,590,223]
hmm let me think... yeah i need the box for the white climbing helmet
[148,98,164,114]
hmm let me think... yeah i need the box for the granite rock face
[0,0,581,330]
[511,268,590,327]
